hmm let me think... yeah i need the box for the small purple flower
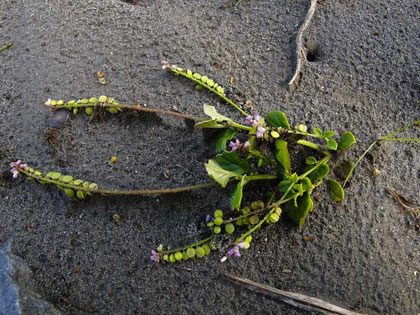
[253,115,261,125]
[244,115,253,126]
[10,160,27,178]
[256,126,266,139]
[237,242,246,249]
[205,214,212,222]
[229,139,241,151]
[227,246,241,258]
[150,250,160,262]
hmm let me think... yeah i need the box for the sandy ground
[0,0,419,314]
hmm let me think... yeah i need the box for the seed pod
[174,252,182,261]
[89,183,98,189]
[214,210,223,218]
[57,100,64,105]
[81,99,89,104]
[213,226,221,234]
[76,190,85,199]
[89,97,98,104]
[186,248,196,258]
[182,252,189,260]
[73,179,83,185]
[98,95,107,103]
[207,79,214,87]
[225,223,235,234]
[214,217,223,225]
[250,215,259,225]
[51,100,57,106]
[169,254,176,263]
[73,108,78,115]
[68,100,76,105]
[196,247,205,258]
[85,107,94,115]
[193,73,201,79]
[201,76,208,83]
[187,70,193,76]
[61,175,73,183]
[107,107,118,114]
[216,86,224,94]
[269,213,279,223]
[65,188,75,197]
[202,244,211,255]
[34,171,42,176]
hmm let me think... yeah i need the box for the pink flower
[229,139,241,151]
[150,250,160,262]
[227,242,246,258]
[256,126,266,139]
[227,246,241,257]
[10,160,27,178]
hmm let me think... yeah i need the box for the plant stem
[235,156,329,243]
[343,119,419,187]
[380,138,420,142]
[159,235,214,254]
[246,174,278,181]
[49,103,205,121]
[166,66,249,116]
[0,41,13,52]
[20,168,215,196]
[230,121,252,131]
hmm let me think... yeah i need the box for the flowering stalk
[10,161,215,198]
[162,60,249,116]
[46,96,204,121]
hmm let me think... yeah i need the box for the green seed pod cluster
[46,96,122,115]
[206,209,226,234]
[267,207,282,224]
[44,172,99,199]
[162,61,225,95]
[162,243,212,263]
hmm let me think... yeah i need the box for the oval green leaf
[326,179,345,202]
[338,132,356,150]
[266,111,291,129]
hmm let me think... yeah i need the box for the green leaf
[300,177,313,191]
[284,191,314,226]
[266,111,291,129]
[306,163,330,183]
[277,180,291,192]
[289,173,299,183]
[203,104,232,123]
[274,140,291,174]
[195,119,227,129]
[338,132,356,150]
[305,156,317,165]
[214,151,252,174]
[215,128,238,152]
[231,176,248,210]
[323,130,335,138]
[326,139,338,150]
[204,160,239,188]
[326,179,345,202]
[313,128,323,137]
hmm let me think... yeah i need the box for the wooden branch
[288,0,317,86]
[225,273,366,315]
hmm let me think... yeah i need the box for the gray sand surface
[1,0,419,313]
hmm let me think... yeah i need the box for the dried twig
[386,188,420,216]
[288,0,317,86]
[225,273,365,315]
